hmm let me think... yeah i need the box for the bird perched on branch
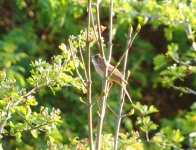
[91,54,132,102]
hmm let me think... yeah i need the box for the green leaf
[26,96,37,106]
[31,129,38,138]
[15,132,22,143]
[0,70,6,83]
[164,28,173,40]
[153,54,169,71]
[148,106,159,114]
[8,121,15,128]
[0,143,3,150]
[172,129,184,143]
[48,135,55,142]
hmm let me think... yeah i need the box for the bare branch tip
[136,24,141,32]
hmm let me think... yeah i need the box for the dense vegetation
[0,0,195,149]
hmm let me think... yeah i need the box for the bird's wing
[107,64,128,84]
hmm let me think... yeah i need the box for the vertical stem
[96,0,105,59]
[69,41,86,87]
[95,0,106,149]
[78,37,88,80]
[107,24,141,80]
[96,82,109,150]
[107,0,113,68]
[114,27,133,150]
[89,6,100,50]
[95,0,113,149]
[87,0,93,149]
[189,132,196,149]
[146,131,150,142]
[0,108,11,136]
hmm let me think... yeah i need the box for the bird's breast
[92,60,104,78]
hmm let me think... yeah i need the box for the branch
[89,5,100,51]
[0,123,48,136]
[189,132,196,149]
[173,86,196,95]
[68,40,87,87]
[145,131,150,142]
[144,139,184,150]
[170,55,190,66]
[23,84,44,98]
[78,36,88,80]
[107,0,113,66]
[116,9,189,25]
[95,0,105,59]
[15,111,33,127]
[114,27,133,150]
[87,0,94,149]
[95,0,114,149]
[0,107,11,136]
[106,103,118,117]
[120,109,134,118]
[107,24,141,81]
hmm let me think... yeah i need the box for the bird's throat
[92,59,104,78]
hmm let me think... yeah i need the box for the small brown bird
[91,54,132,102]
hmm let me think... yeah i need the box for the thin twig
[0,123,48,136]
[95,81,109,150]
[170,55,190,66]
[114,27,133,150]
[116,9,189,25]
[173,86,196,95]
[95,0,114,149]
[15,112,33,127]
[120,109,134,118]
[0,107,11,135]
[107,24,141,81]
[189,132,196,148]
[145,139,184,150]
[146,131,150,142]
[95,0,108,149]
[23,84,44,98]
[95,0,105,59]
[87,0,94,149]
[78,36,88,80]
[106,103,118,117]
[89,5,100,51]
[107,0,113,66]
[69,41,87,87]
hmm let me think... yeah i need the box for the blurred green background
[0,0,195,149]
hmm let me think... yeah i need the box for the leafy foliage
[0,42,85,149]
[0,0,195,149]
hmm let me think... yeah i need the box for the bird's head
[91,54,102,64]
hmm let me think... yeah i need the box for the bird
[91,53,132,102]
